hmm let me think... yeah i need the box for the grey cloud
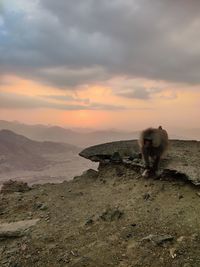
[36,66,110,88]
[118,88,151,100]
[39,94,90,104]
[40,94,75,101]
[117,87,163,100]
[0,92,125,110]
[1,0,200,88]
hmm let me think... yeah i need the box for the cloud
[117,86,164,100]
[37,66,110,88]
[0,91,125,110]
[1,0,200,89]
[118,87,151,100]
[39,94,90,104]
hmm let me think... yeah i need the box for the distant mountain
[0,129,79,172]
[0,120,76,143]
[0,120,139,147]
[1,120,199,148]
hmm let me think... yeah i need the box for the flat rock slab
[0,219,40,238]
[79,139,200,186]
[166,140,200,185]
[79,140,140,162]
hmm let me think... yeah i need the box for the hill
[0,120,140,147]
[0,129,79,173]
[0,139,199,266]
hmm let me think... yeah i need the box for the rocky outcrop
[79,139,200,186]
[79,140,141,163]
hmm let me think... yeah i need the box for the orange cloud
[0,75,199,130]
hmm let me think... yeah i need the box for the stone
[0,219,39,239]
[85,218,94,225]
[100,208,124,222]
[110,152,123,163]
[141,234,174,246]
[169,248,177,258]
[143,193,151,201]
[79,140,140,162]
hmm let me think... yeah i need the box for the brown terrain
[0,130,97,185]
[0,139,199,267]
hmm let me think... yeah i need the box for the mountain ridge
[0,129,79,173]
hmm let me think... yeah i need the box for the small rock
[177,236,185,242]
[142,169,149,177]
[111,152,122,163]
[141,234,174,246]
[71,249,79,257]
[126,232,133,239]
[58,252,71,263]
[34,202,48,210]
[39,204,48,211]
[178,194,184,199]
[100,208,124,222]
[85,218,94,225]
[143,193,151,201]
[169,248,177,258]
[44,216,50,222]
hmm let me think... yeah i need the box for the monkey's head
[143,138,153,148]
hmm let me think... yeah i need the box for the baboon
[138,126,168,176]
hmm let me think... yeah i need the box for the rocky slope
[0,129,97,186]
[0,140,200,267]
[0,129,79,172]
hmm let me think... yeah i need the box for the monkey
[138,126,168,177]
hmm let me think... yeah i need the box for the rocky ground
[0,140,200,267]
[0,141,200,267]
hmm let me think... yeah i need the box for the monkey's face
[144,139,152,148]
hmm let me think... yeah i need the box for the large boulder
[79,140,140,163]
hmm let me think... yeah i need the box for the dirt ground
[0,161,200,267]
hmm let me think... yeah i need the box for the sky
[0,0,200,131]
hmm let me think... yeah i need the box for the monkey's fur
[139,126,168,175]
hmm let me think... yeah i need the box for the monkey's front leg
[142,147,150,169]
[152,155,161,174]
[142,148,151,177]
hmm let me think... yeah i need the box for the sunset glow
[0,0,200,134]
